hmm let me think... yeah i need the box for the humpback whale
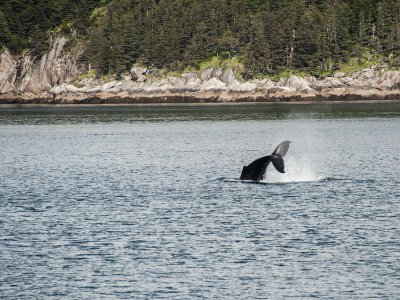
[240,141,291,182]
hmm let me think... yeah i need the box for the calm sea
[0,102,399,299]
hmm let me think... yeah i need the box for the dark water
[1,103,399,299]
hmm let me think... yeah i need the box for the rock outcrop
[0,36,83,95]
[277,76,312,92]
[0,49,17,94]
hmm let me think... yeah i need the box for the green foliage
[339,48,384,74]
[0,0,104,55]
[1,0,400,77]
[77,69,97,81]
[270,69,311,82]
[198,55,238,70]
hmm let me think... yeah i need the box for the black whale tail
[270,140,291,173]
[270,155,285,173]
[272,140,291,157]
[240,140,291,181]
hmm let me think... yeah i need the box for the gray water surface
[1,103,399,299]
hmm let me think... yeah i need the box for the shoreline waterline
[1,99,400,109]
[2,88,400,106]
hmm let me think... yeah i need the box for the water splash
[264,156,325,183]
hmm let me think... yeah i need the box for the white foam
[263,156,324,183]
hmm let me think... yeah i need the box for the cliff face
[0,36,83,94]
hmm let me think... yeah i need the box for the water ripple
[1,106,399,299]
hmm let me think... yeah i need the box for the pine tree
[376,0,400,56]
[294,4,322,70]
[3,0,399,76]
[0,10,12,50]
[244,14,273,75]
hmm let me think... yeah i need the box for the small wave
[215,177,270,185]
[264,175,328,184]
[215,177,236,182]
[215,176,331,185]
[312,177,377,183]
[354,178,377,183]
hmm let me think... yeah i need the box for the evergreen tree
[376,0,400,56]
[1,0,400,75]
[244,13,273,75]
[0,10,12,50]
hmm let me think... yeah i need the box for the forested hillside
[1,0,399,77]
[0,0,100,55]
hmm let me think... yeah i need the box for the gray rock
[126,83,144,93]
[227,80,241,91]
[305,76,318,87]
[342,77,354,85]
[144,85,169,94]
[317,77,343,88]
[378,71,400,89]
[268,86,296,93]
[220,68,235,84]
[83,86,102,93]
[347,78,371,89]
[184,78,201,92]
[0,81,15,94]
[167,75,201,92]
[101,81,118,91]
[168,77,187,93]
[182,72,199,81]
[322,87,347,95]
[65,84,81,94]
[228,81,257,92]
[49,84,66,94]
[378,80,393,90]
[42,82,52,91]
[201,68,214,81]
[130,66,148,82]
[214,69,223,78]
[255,78,275,91]
[277,76,311,91]
[145,68,158,76]
[333,72,345,78]
[200,78,227,91]
[200,68,222,81]
[0,36,82,94]
[79,77,98,88]
[358,68,376,81]
[0,49,17,93]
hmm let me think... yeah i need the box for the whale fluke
[272,140,290,157]
[240,141,291,182]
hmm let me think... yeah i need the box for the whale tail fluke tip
[271,154,286,173]
[272,140,291,157]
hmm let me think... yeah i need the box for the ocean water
[0,102,399,299]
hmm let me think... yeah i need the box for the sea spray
[264,156,323,183]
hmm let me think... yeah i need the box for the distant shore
[2,37,400,107]
[2,41,400,105]
[1,90,400,105]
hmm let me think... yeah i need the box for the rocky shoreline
[1,36,400,105]
[2,64,400,105]
[2,90,400,105]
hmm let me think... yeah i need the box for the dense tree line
[1,0,400,76]
[0,0,102,55]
